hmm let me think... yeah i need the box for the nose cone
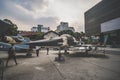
[1,36,17,44]
[6,36,17,44]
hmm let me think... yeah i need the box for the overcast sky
[0,0,101,32]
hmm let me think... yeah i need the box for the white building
[31,27,38,32]
[31,25,50,33]
[44,31,59,39]
[40,27,50,33]
[56,22,75,32]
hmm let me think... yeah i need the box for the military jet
[27,34,78,49]
[0,34,80,60]
[26,34,80,61]
[0,36,30,52]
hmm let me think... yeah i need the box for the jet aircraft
[26,34,80,61]
[27,34,79,49]
[0,36,30,53]
[0,34,80,60]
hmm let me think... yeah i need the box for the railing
[0,59,4,80]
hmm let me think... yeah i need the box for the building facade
[18,31,37,37]
[31,27,38,32]
[44,31,59,39]
[85,0,120,46]
[85,0,120,35]
[56,22,75,32]
[31,25,50,33]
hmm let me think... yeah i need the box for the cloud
[0,0,101,31]
[14,0,49,13]
[0,0,49,21]
[0,0,59,30]
[35,16,60,30]
[49,0,101,32]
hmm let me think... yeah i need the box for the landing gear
[55,47,65,61]
[64,47,69,55]
[64,49,69,55]
[26,48,32,57]
[26,53,32,57]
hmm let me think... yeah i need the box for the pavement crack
[81,59,120,75]
[47,56,66,80]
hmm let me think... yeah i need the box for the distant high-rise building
[56,22,75,32]
[31,27,38,32]
[37,25,43,32]
[31,25,50,33]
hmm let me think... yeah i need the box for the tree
[74,32,81,41]
[80,32,85,36]
[30,32,44,40]
[59,30,74,36]
[3,19,18,36]
[36,32,44,40]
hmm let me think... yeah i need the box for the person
[46,48,49,55]
[6,44,17,67]
[88,36,92,44]
[36,46,40,57]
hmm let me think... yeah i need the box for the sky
[0,0,101,32]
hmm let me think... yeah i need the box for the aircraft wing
[0,42,29,52]
[26,37,63,47]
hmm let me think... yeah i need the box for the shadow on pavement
[105,50,120,55]
[1,55,35,61]
[16,55,35,59]
[5,64,18,69]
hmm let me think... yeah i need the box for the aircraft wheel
[55,56,65,61]
[26,53,32,57]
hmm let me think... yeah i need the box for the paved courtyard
[0,49,120,80]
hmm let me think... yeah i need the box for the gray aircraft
[26,34,79,61]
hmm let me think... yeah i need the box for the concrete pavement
[0,49,120,80]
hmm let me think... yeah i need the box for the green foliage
[74,32,81,41]
[80,32,85,36]
[3,19,18,36]
[59,30,74,36]
[30,32,44,40]
[36,32,44,39]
